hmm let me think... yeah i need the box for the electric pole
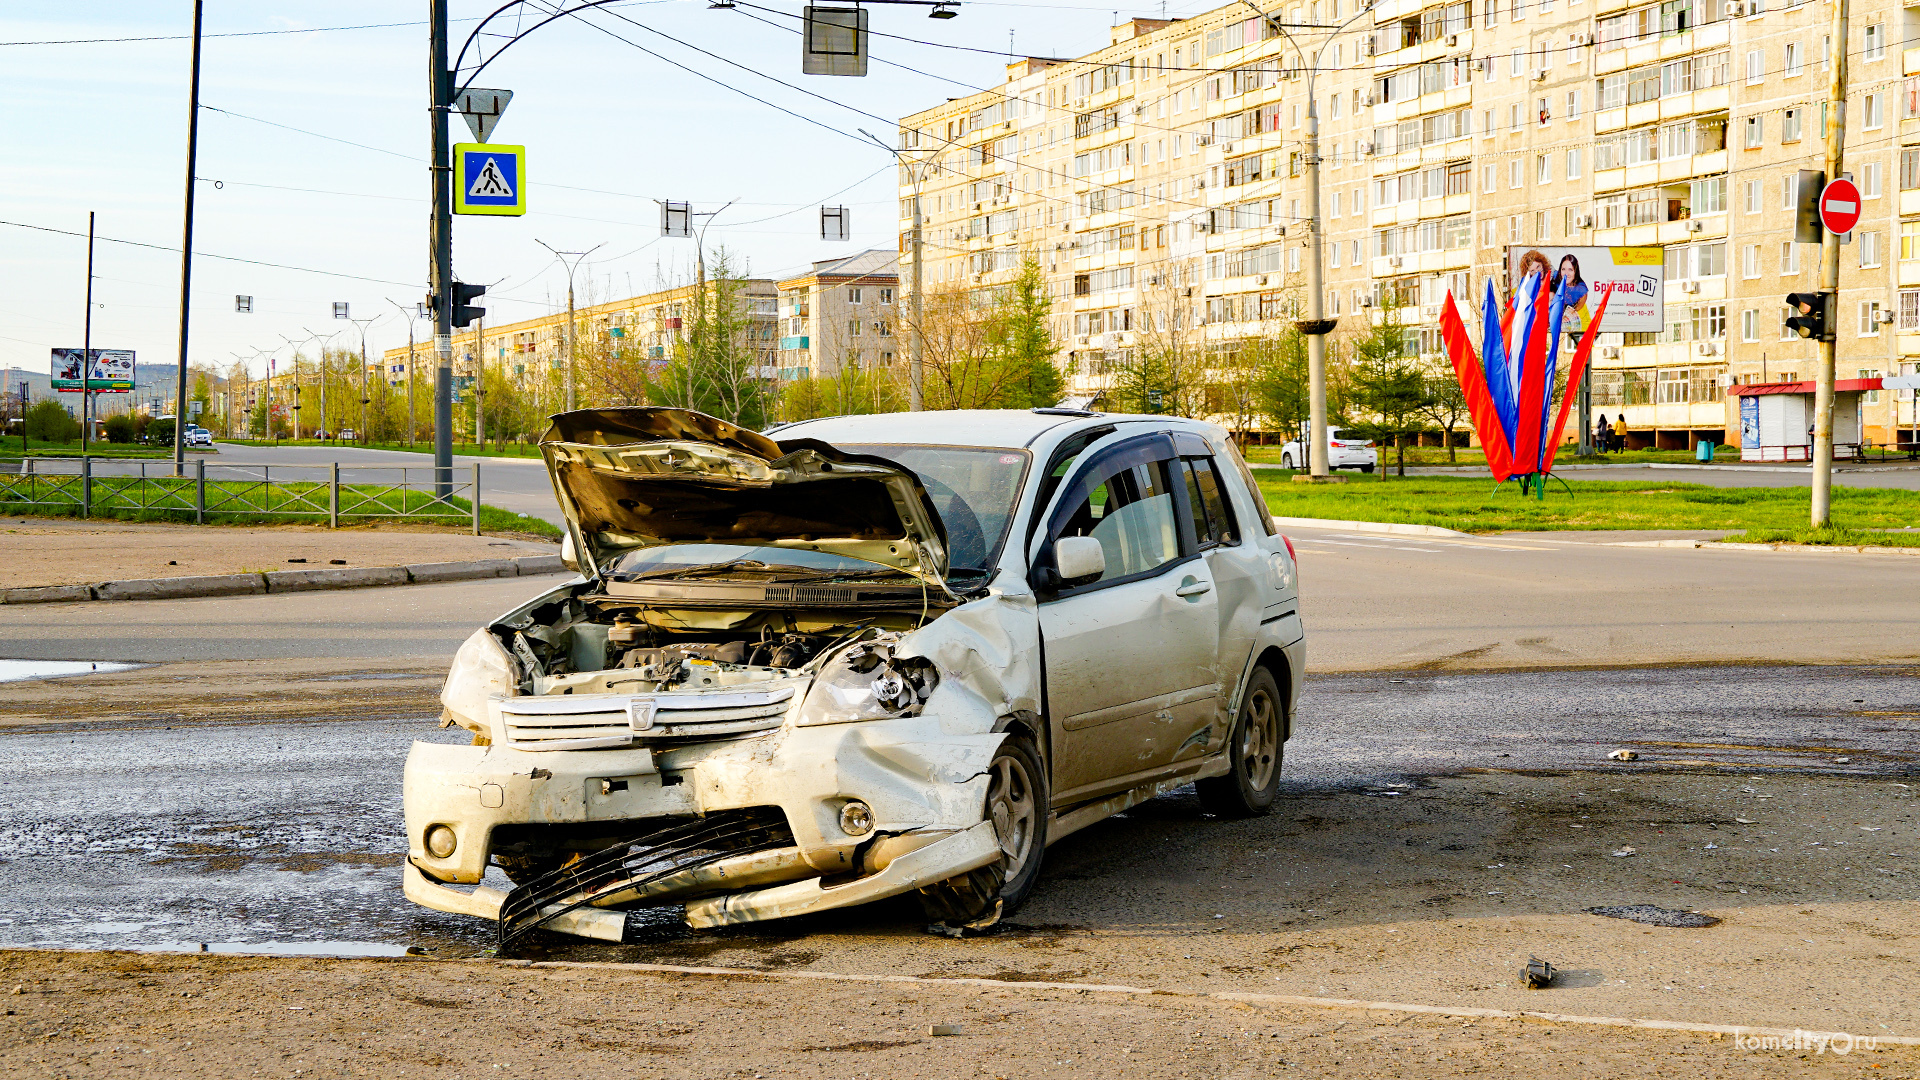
[389,299,425,445]
[1811,0,1850,527]
[430,0,455,497]
[172,0,203,476]
[537,241,602,412]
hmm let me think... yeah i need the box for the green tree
[1418,364,1471,464]
[1345,297,1430,476]
[1251,321,1311,441]
[23,399,79,442]
[777,365,906,421]
[651,249,771,427]
[103,413,136,443]
[986,258,1063,408]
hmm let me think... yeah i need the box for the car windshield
[605,544,898,580]
[842,444,1030,577]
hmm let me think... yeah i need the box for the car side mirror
[560,532,580,572]
[1054,536,1105,586]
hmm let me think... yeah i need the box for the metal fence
[0,458,485,534]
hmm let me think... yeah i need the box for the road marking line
[498,959,1920,1045]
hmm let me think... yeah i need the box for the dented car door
[1031,432,1222,806]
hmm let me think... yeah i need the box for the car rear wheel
[1281,452,1294,469]
[1197,668,1283,817]
[1360,464,1375,473]
[917,730,1048,925]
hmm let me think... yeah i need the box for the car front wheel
[1281,453,1294,469]
[1197,668,1284,817]
[918,730,1048,925]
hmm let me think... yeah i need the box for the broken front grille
[495,685,797,750]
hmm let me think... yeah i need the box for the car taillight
[1282,534,1296,561]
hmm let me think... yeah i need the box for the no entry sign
[1820,178,1862,235]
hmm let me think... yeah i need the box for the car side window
[1053,459,1181,583]
[1179,456,1238,548]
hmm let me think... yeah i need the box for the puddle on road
[0,659,142,683]
[12,940,416,959]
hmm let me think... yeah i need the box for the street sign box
[453,143,525,216]
[1819,178,1862,235]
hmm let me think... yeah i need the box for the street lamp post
[1245,1,1374,478]
[536,241,604,412]
[860,129,928,411]
[388,299,428,445]
[279,331,326,438]
[341,315,381,441]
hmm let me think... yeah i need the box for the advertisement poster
[1740,395,1760,450]
[50,348,135,393]
[1503,247,1663,334]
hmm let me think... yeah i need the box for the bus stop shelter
[1731,378,1878,462]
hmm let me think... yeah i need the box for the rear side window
[1222,441,1277,536]
[1179,456,1238,548]
[1053,459,1180,582]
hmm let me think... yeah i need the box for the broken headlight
[792,639,937,727]
[441,628,515,734]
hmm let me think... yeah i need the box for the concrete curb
[1268,515,1472,538]
[0,552,571,605]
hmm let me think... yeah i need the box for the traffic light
[1784,292,1828,341]
[451,282,486,328]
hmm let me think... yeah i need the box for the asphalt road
[1258,460,1920,489]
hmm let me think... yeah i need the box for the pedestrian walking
[1595,414,1611,454]
[1613,415,1629,452]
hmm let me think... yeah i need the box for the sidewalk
[0,518,563,603]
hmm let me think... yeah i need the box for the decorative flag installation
[1439,269,1614,495]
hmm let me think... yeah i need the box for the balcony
[779,336,810,351]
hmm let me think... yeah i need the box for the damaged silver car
[403,406,1303,945]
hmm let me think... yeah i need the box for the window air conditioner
[1570,32,1590,46]
[1696,342,1718,355]
[1446,34,1458,46]
[1600,345,1620,358]
[1387,255,1403,267]
[1076,335,1089,345]
[1724,1,1744,15]
[1687,219,1704,232]
[1149,274,1162,286]
[1363,91,1378,107]
[1422,304,1441,319]
[1576,213,1595,228]
[1195,134,1213,146]
[1223,142,1235,153]
[1258,274,1269,285]
[1680,280,1699,293]
[1879,309,1897,324]
[1475,58,1490,72]
[871,321,884,330]
[1360,296,1375,307]
[1533,69,1549,82]
[1359,140,1376,155]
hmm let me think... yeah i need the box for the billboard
[1503,247,1663,334]
[51,348,135,393]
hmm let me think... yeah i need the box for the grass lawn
[0,476,559,538]
[1255,474,1920,535]
[0,441,187,459]
[221,438,543,459]
[1243,444,1740,467]
[1726,526,1920,549]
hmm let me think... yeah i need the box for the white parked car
[1278,426,1377,472]
[186,426,213,447]
[404,406,1304,945]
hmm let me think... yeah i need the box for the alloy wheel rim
[1240,689,1278,790]
[987,753,1037,879]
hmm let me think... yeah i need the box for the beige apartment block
[898,0,1919,444]
[377,278,780,404]
[775,249,902,380]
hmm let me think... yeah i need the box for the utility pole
[1811,0,1850,527]
[172,0,204,476]
[81,212,94,455]
[473,308,486,445]
[430,0,455,497]
[388,299,424,445]
[1247,0,1370,478]
[343,315,380,440]
[536,241,603,412]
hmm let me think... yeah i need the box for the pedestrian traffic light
[451,282,486,328]
[1783,292,1828,341]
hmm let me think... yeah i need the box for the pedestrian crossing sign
[454,142,525,216]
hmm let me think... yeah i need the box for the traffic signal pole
[429,0,455,499]
[1811,0,1850,527]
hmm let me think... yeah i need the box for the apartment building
[775,249,902,380]
[378,277,780,402]
[897,0,1919,446]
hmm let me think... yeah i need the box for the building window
[1745,50,1762,84]
[1742,308,1759,341]
[1782,108,1801,142]
[1744,116,1762,148]
[848,318,862,336]
[1509,215,1522,241]
[1862,231,1882,268]
[1865,24,1886,62]
[1483,218,1497,246]
[1785,43,1802,77]
[1566,89,1581,118]
[1904,220,1920,261]
[1745,179,1761,213]
[1536,211,1550,240]
[1537,154,1550,183]
[1860,305,1884,337]
[1510,159,1523,188]
[1742,244,1759,278]
[1567,147,1583,178]
[1865,93,1885,130]
[1862,369,1882,404]
[1903,150,1920,191]
[1782,176,1795,209]
[1903,291,1920,330]
[1781,242,1799,274]
[1864,161,1883,199]
[848,287,863,303]
[879,287,894,304]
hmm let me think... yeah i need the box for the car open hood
[539,407,951,592]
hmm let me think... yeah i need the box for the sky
[2,0,1200,380]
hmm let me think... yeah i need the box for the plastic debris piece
[1607,749,1639,761]
[1585,904,1721,928]
[928,1024,963,1037]
[1734,817,1755,824]
[1610,846,1636,857]
[1521,956,1555,989]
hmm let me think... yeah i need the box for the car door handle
[1174,581,1212,597]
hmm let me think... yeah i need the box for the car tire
[1197,667,1284,817]
[1281,453,1294,469]
[918,730,1048,923]
[1360,464,1375,474]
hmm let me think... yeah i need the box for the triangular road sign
[455,88,513,142]
[469,157,514,199]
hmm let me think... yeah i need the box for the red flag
[1510,273,1553,475]
[1440,292,1515,482]
[1541,287,1615,474]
